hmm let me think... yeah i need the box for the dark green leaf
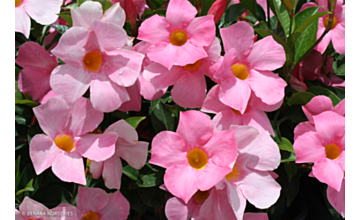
[58,12,73,27]
[273,0,291,37]
[125,117,146,129]
[306,86,340,106]
[332,87,345,100]
[78,0,87,6]
[224,3,247,25]
[281,0,294,15]
[240,0,266,21]
[335,63,345,76]
[150,100,176,132]
[50,25,69,34]
[15,156,21,190]
[15,100,39,107]
[253,20,270,30]
[123,164,140,181]
[16,179,34,195]
[280,150,297,162]
[287,91,315,105]
[16,67,21,80]
[284,162,298,181]
[278,137,295,153]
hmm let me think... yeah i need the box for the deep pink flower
[327,177,345,218]
[30,97,117,185]
[293,111,345,191]
[15,42,57,101]
[75,186,130,220]
[90,120,149,190]
[214,21,287,114]
[207,0,228,23]
[143,38,222,108]
[301,0,345,54]
[15,0,63,38]
[110,0,148,18]
[138,0,216,70]
[201,84,274,135]
[150,110,237,203]
[50,5,144,112]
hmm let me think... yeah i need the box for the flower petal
[76,133,117,162]
[24,0,62,25]
[137,14,170,44]
[117,141,149,170]
[52,152,86,185]
[219,78,251,114]
[293,131,325,163]
[166,0,197,29]
[312,158,344,191]
[313,111,345,144]
[302,95,334,122]
[15,8,31,38]
[99,191,130,219]
[327,178,345,218]
[77,186,109,213]
[102,155,123,190]
[201,85,229,114]
[187,16,215,47]
[71,1,103,29]
[91,20,128,51]
[16,41,57,70]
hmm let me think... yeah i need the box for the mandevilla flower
[30,97,117,185]
[90,120,149,190]
[201,84,275,136]
[138,0,216,70]
[15,0,62,38]
[301,0,345,54]
[150,110,237,203]
[15,41,57,102]
[50,2,144,112]
[327,177,345,218]
[214,21,287,114]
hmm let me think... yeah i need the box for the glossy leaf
[287,91,315,105]
[273,0,291,37]
[149,99,176,132]
[278,137,295,153]
[125,117,146,129]
[241,0,266,21]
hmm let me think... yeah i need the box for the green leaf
[335,63,345,76]
[306,86,340,106]
[332,87,345,100]
[278,137,295,153]
[253,20,270,30]
[15,156,21,191]
[293,15,318,65]
[137,173,157,188]
[15,67,21,81]
[58,12,73,27]
[15,82,25,102]
[241,0,266,21]
[50,25,69,34]
[78,0,87,6]
[223,3,247,25]
[273,0,291,37]
[150,99,176,132]
[16,179,34,195]
[287,91,315,105]
[63,3,78,10]
[281,0,294,15]
[125,117,146,129]
[284,162,298,181]
[15,100,39,107]
[291,7,330,47]
[254,28,292,63]
[280,150,297,162]
[122,164,139,181]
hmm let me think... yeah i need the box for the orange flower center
[226,165,241,182]
[184,60,202,71]
[232,63,249,80]
[83,51,102,72]
[194,190,209,203]
[325,143,341,160]
[15,0,22,7]
[82,211,99,220]
[169,30,188,46]
[187,148,208,170]
[54,134,75,153]
[323,16,338,30]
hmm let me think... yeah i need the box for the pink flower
[293,110,345,191]
[214,21,287,114]
[110,0,148,18]
[30,97,117,185]
[327,177,345,218]
[138,0,216,70]
[207,0,228,23]
[201,84,274,135]
[150,110,237,203]
[15,42,57,101]
[221,125,281,219]
[50,5,144,112]
[15,197,52,220]
[143,38,222,108]
[301,0,345,54]
[75,186,130,220]
[15,0,63,38]
[90,120,149,190]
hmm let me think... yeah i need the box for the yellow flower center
[169,30,188,46]
[226,165,241,182]
[54,134,75,153]
[83,51,102,72]
[325,143,341,160]
[184,60,202,71]
[187,148,208,170]
[323,16,338,30]
[82,211,99,220]
[232,63,249,80]
[194,190,209,203]
[15,0,22,7]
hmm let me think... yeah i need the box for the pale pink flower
[293,110,345,191]
[301,0,345,54]
[150,110,237,203]
[15,0,63,38]
[30,97,117,185]
[143,38,222,108]
[201,84,274,136]
[75,186,130,220]
[15,197,53,220]
[50,8,144,112]
[214,21,287,114]
[138,0,216,70]
[15,42,57,101]
[327,177,345,218]
[90,120,149,190]
[220,125,281,219]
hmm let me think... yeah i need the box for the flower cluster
[15,0,345,219]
